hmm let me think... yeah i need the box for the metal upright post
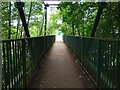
[8,2,11,39]
[117,41,120,89]
[44,4,49,36]
[96,40,102,87]
[22,39,27,88]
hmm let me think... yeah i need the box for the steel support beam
[15,2,30,37]
[90,2,107,37]
[44,4,49,36]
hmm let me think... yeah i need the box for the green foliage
[2,2,120,39]
[96,2,120,39]
[2,2,9,40]
[24,2,43,37]
[58,2,120,39]
[58,2,97,36]
[2,2,43,40]
[47,9,62,35]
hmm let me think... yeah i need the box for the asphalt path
[27,41,96,88]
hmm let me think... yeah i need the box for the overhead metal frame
[14,2,30,38]
[90,2,107,37]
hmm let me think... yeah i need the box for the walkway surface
[27,41,96,88]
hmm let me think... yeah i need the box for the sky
[44,1,61,5]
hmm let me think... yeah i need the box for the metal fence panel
[2,36,55,89]
[63,35,120,89]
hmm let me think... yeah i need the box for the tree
[2,2,43,40]
[58,2,97,36]
[58,2,120,39]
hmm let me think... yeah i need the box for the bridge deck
[27,41,96,88]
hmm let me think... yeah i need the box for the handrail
[64,35,120,41]
[2,35,55,42]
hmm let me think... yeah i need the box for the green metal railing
[63,35,120,89]
[2,36,55,89]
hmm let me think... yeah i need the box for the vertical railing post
[96,40,102,87]
[2,42,7,89]
[44,36,45,54]
[22,39,26,88]
[81,37,84,64]
[0,2,1,89]
[6,41,10,89]
[117,40,120,89]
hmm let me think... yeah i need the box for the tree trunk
[27,2,32,27]
[16,18,20,38]
[82,15,84,37]
[65,23,67,35]
[76,26,80,36]
[72,22,75,35]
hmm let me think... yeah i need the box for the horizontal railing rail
[2,35,55,89]
[63,35,120,89]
